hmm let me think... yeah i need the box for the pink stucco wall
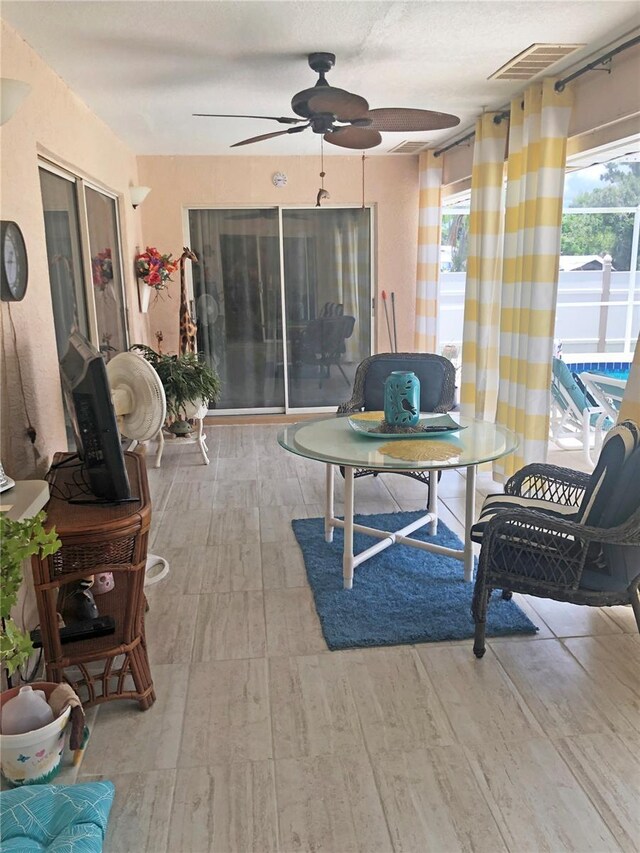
[136,154,419,356]
[0,20,147,477]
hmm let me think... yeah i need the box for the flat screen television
[59,330,132,502]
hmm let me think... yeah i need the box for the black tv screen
[59,331,131,502]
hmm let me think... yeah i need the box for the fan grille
[106,353,166,442]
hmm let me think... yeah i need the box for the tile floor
[68,426,638,852]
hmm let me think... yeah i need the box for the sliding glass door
[188,206,372,413]
[188,209,284,410]
[284,208,371,408]
[85,187,127,359]
[39,168,90,359]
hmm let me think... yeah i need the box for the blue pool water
[567,361,630,381]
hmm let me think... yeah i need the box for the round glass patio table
[278,414,518,588]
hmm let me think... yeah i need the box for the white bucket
[0,683,71,786]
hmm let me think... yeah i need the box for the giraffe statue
[178,247,198,354]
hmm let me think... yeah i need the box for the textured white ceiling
[2,1,639,156]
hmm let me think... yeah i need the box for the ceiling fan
[194,52,460,150]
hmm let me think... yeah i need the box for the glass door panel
[188,209,284,409]
[284,208,371,408]
[85,187,127,360]
[39,168,89,359]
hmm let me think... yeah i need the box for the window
[556,157,640,356]
[438,200,469,353]
[39,161,128,362]
[85,187,127,358]
[437,153,640,359]
[39,161,129,449]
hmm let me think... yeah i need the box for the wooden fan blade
[231,125,308,147]
[193,113,304,125]
[364,108,460,132]
[324,127,382,150]
[307,89,369,122]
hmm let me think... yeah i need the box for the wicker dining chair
[470,419,640,658]
[337,352,456,497]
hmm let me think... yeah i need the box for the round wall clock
[272,171,287,188]
[0,221,28,302]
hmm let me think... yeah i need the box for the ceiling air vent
[388,141,428,154]
[489,44,585,81]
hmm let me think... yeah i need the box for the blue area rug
[292,510,538,650]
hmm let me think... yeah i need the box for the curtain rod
[433,110,511,158]
[555,33,640,92]
[433,33,640,159]
[433,129,476,158]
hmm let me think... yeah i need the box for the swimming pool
[565,361,630,381]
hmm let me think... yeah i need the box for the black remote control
[30,616,116,648]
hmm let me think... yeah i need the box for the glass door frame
[182,204,376,416]
[39,158,130,353]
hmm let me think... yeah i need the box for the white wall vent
[388,141,428,154]
[489,43,585,81]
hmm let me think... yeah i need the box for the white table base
[324,463,477,589]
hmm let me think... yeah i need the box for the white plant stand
[153,401,210,468]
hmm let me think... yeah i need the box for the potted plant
[1,511,60,678]
[0,512,71,786]
[130,344,221,435]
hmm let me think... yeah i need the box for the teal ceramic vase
[383,371,420,426]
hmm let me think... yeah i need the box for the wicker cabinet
[31,451,155,709]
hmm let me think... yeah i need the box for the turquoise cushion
[0,781,114,852]
[552,358,606,427]
[552,358,590,413]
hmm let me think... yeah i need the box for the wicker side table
[31,451,155,710]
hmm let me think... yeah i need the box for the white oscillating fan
[106,352,170,587]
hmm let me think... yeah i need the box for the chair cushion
[583,445,640,591]
[0,781,114,852]
[470,493,578,543]
[552,358,590,413]
[363,356,453,412]
[598,445,640,529]
[577,420,640,526]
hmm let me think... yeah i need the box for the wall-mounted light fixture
[0,78,32,125]
[129,186,151,209]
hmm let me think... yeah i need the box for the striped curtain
[460,113,508,420]
[494,78,573,480]
[620,334,640,424]
[414,150,443,352]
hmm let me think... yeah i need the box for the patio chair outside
[295,314,356,388]
[550,357,608,465]
[580,371,626,423]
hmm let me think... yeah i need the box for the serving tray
[347,412,466,439]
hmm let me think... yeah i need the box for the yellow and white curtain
[460,113,508,421]
[620,334,640,424]
[414,150,443,352]
[494,78,573,480]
